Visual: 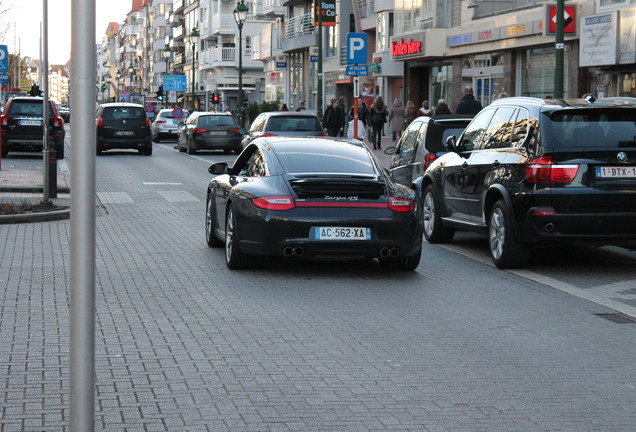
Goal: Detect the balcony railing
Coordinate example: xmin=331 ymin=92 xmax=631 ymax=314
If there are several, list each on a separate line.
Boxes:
xmin=284 ymin=13 xmax=315 ymax=39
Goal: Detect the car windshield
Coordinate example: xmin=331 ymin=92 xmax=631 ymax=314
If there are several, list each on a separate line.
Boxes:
xmin=199 ymin=116 xmax=236 ymax=127
xmin=266 ymin=116 xmax=321 ymax=132
xmin=546 ymin=109 xmax=636 ymax=147
xmin=103 ymin=108 xmax=146 ymax=120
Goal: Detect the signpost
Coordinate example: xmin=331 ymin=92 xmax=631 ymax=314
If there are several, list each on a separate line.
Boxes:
xmin=163 ymin=75 xmax=188 ymax=92
xmin=346 ymin=33 xmax=368 ymax=140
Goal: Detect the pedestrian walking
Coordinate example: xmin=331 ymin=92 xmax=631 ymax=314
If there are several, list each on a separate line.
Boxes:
xmin=388 ymin=98 xmax=405 ymax=142
xmin=295 ymin=101 xmax=306 ymax=111
xmin=418 ymin=100 xmax=432 ymax=117
xmin=434 ymin=98 xmax=452 ymax=115
xmin=369 ymin=96 xmax=388 ymax=150
xmin=455 ymin=86 xmax=483 ymax=114
xmin=323 ymin=98 xmax=341 ymax=137
xmin=337 ymin=97 xmax=347 ymax=137
xmin=404 ymin=100 xmax=419 ymax=126
xmin=279 ymin=103 xmax=289 ymax=111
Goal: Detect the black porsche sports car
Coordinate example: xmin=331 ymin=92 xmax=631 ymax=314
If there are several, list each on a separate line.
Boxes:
xmin=205 ymin=137 xmax=423 ymax=270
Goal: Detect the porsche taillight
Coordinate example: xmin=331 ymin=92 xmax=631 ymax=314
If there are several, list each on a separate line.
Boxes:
xmin=251 ymin=196 xmax=296 ymax=211
xmin=525 ymin=155 xmax=579 ymax=184
xmin=388 ymin=197 xmax=416 ymax=212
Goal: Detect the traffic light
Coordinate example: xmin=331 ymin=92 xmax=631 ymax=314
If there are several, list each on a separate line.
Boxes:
xmin=101 ymin=84 xmax=108 ymax=91
xmin=156 ymin=85 xmax=164 ymax=101
xmin=213 ymin=93 xmax=220 ymax=104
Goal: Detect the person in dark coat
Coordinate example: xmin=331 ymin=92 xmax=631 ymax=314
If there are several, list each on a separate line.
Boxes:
xmin=455 ymin=86 xmax=483 ymax=114
xmin=337 ymin=97 xmax=347 ymax=136
xmin=323 ymin=98 xmax=341 ymax=137
xmin=434 ymin=98 xmax=452 ymax=115
xmin=348 ymin=100 xmax=369 ymax=127
xmin=369 ymin=96 xmax=388 ymax=150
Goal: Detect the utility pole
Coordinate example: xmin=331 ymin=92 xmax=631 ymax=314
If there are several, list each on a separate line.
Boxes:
xmin=317 ymin=0 xmax=323 ymax=123
xmin=554 ymin=0 xmax=565 ymax=99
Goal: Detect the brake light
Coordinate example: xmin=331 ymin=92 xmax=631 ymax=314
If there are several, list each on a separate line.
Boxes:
xmin=423 ymin=152 xmax=437 ymax=171
xmin=55 ymin=117 xmax=63 ymax=128
xmin=251 ymin=196 xmax=295 ymax=211
xmin=145 ymin=118 xmax=151 ymax=127
xmin=192 ymin=127 xmax=207 ymax=134
xmin=97 ymin=117 xmax=104 ymax=127
xmin=229 ymin=127 xmax=241 ymax=134
xmin=1 ymin=114 xmax=7 ymax=126
xmin=261 ymin=133 xmax=278 ymax=137
xmin=388 ymin=197 xmax=416 ymax=212
xmin=155 ymin=119 xmax=167 ymax=124
xmin=525 ymin=155 xmax=579 ymax=183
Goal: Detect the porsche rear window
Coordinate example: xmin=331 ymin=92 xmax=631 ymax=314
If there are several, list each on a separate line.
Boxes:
xmin=546 ymin=109 xmax=636 ymax=148
xmin=277 ymin=150 xmax=376 ymax=175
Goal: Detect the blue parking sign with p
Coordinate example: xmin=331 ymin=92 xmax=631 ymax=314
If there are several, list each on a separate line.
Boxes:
xmin=347 ymin=33 xmax=367 ymax=65
xmin=0 ymin=45 xmax=8 ymax=72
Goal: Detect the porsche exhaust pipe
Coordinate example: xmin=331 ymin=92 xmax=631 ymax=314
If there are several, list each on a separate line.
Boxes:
xmin=389 ymin=247 xmax=400 ymax=257
xmin=379 ymin=247 xmax=391 ymax=258
xmin=282 ymin=246 xmax=305 ymax=257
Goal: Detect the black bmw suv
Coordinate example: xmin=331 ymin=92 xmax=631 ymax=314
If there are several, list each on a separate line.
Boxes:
xmin=0 ymin=96 xmax=65 ymax=159
xmin=414 ymin=96 xmax=636 ymax=269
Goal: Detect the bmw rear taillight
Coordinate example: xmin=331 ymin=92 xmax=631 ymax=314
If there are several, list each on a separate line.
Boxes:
xmin=155 ymin=119 xmax=167 ymax=124
xmin=229 ymin=127 xmax=241 ymax=134
xmin=388 ymin=197 xmax=416 ymax=212
xmin=193 ymin=127 xmax=207 ymax=134
xmin=423 ymin=152 xmax=437 ymax=171
xmin=525 ymin=155 xmax=579 ymax=183
xmin=145 ymin=118 xmax=151 ymax=127
xmin=251 ymin=196 xmax=295 ymax=211
xmin=97 ymin=117 xmax=104 ymax=127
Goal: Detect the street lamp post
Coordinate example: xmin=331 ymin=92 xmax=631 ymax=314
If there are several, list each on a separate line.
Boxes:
xmin=189 ymin=28 xmax=200 ymax=112
xmin=162 ymin=45 xmax=172 ymax=107
xmin=115 ymin=69 xmax=122 ymax=102
xmin=234 ymin=0 xmax=249 ymax=127
xmin=128 ymin=65 xmax=135 ymax=96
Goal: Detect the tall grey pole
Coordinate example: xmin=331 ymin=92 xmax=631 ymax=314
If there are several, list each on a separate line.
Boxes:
xmin=238 ymin=22 xmax=243 ymax=127
xmin=554 ymin=0 xmax=565 ymax=99
xmin=70 ymin=0 xmax=96 ymax=429
xmin=42 ymin=2 xmax=51 ymax=202
xmin=317 ymin=1 xmax=323 ymax=123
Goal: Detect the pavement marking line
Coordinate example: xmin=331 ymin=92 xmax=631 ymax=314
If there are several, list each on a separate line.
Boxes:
xmin=437 ymin=243 xmax=636 ymax=320
xmin=157 ymin=190 xmax=199 ymax=202
xmin=96 ymin=192 xmax=134 ymax=204
xmin=143 ymin=182 xmax=183 ymax=185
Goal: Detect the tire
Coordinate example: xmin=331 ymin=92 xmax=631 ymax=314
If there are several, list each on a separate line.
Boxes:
xmin=225 ymin=203 xmax=251 ymax=269
xmin=422 ymin=185 xmax=454 ymax=243
xmin=205 ymin=193 xmax=223 ymax=248
xmin=187 ymin=139 xmax=195 ymax=155
xmin=379 ymin=248 xmax=421 ymax=271
xmin=140 ymin=144 xmax=153 ymax=156
xmin=488 ymin=199 xmax=530 ymax=269
xmin=1 ymin=143 xmax=9 ymax=158
xmin=152 ymin=134 xmax=160 ymax=143
xmin=96 ymin=147 xmax=103 ymax=156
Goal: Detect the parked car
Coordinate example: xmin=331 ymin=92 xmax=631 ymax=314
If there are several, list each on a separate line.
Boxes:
xmin=95 ymin=103 xmax=153 ymax=155
xmin=58 ymin=106 xmax=71 ymax=123
xmin=414 ymin=96 xmax=636 ymax=269
xmin=177 ymin=111 xmax=243 ymax=154
xmin=205 ymin=137 xmax=423 ymax=270
xmin=385 ymin=115 xmax=473 ymax=187
xmin=241 ymin=111 xmax=325 ymax=148
xmin=151 ymin=108 xmax=190 ymax=142
xmin=0 ymin=96 xmax=65 ymax=159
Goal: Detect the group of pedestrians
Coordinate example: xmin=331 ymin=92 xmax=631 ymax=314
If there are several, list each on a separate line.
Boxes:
xmin=319 ymin=85 xmax=484 ymax=151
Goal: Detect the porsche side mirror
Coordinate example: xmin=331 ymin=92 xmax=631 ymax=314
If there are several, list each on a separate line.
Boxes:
xmin=208 ymin=162 xmax=229 ymax=176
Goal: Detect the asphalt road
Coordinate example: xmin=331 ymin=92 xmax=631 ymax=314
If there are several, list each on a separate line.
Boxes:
xmin=1 ymin=139 xmax=635 ymax=431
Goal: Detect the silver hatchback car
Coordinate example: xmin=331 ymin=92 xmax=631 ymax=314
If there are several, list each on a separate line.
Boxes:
xmin=151 ymin=108 xmax=190 ymax=142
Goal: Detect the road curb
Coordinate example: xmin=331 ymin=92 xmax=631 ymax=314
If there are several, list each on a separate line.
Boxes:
xmin=0 ymin=208 xmax=70 ymax=224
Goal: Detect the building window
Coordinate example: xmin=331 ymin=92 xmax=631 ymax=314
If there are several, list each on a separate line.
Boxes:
xmin=325 ymin=26 xmax=338 ymax=58
xmin=394 ymin=0 xmax=422 ymax=34
xmin=473 ymin=0 xmax=541 ymax=19
xmin=520 ymin=46 xmax=569 ymax=98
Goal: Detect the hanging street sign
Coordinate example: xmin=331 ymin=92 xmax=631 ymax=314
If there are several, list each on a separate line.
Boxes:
xmin=346 ymin=65 xmax=369 ymax=76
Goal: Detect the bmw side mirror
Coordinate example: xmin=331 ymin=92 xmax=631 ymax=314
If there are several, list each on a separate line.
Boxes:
xmin=383 ymin=146 xmax=396 ymax=155
xmin=208 ymin=162 xmax=229 ymax=176
xmin=445 ymin=135 xmax=457 ymax=152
